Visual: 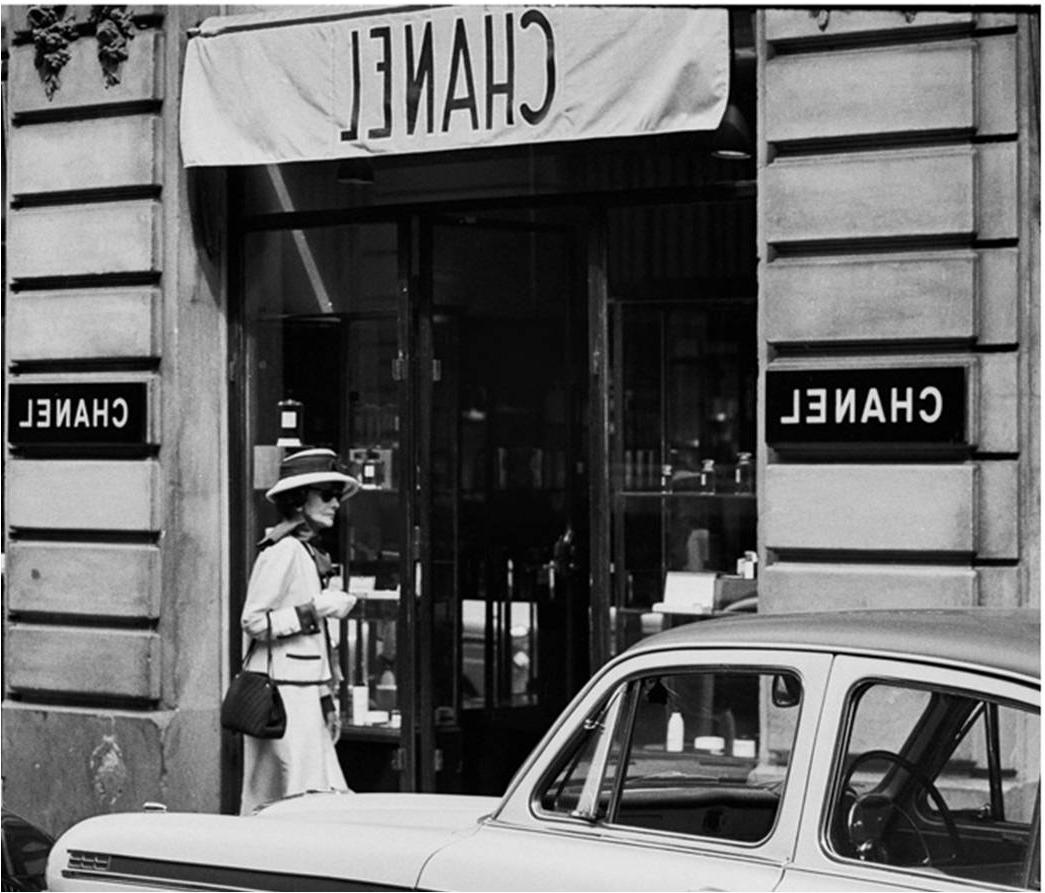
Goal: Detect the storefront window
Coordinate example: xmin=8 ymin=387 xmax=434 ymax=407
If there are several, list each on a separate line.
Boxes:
xmin=243 ymin=223 xmax=405 ymax=736
xmin=607 ymin=202 xmax=758 ymax=654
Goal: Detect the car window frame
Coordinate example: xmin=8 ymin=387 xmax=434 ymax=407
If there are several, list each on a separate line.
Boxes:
xmin=1025 ymin=791 xmax=1040 ymax=891
xmin=496 ymin=646 xmax=834 ymax=866
xmin=570 ymin=684 xmax=629 ymax=821
xmin=790 ymin=654 xmax=1040 ymax=891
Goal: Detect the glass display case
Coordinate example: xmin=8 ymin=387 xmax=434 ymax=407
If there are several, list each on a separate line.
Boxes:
xmin=609 ymin=298 xmax=757 ymax=655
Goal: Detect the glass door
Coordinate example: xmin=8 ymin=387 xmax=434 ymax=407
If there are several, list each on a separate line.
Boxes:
xmin=419 ymin=211 xmax=590 ymax=794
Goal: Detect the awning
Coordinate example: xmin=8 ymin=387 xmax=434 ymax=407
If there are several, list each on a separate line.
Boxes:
xmin=180 ymin=5 xmax=729 ymax=167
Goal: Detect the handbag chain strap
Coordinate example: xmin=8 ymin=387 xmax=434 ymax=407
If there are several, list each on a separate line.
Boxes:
xmin=241 ymin=610 xmax=275 ymax=676
xmin=265 ymin=610 xmax=274 ymax=677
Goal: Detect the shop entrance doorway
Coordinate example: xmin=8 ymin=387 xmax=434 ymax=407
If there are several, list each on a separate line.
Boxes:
xmin=417 ymin=213 xmax=590 ymax=793
xmin=233 ymin=208 xmax=590 ymax=799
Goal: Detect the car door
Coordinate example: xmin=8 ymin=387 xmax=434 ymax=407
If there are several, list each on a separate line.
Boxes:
xmin=779 ymin=656 xmax=1040 ymax=892
xmin=419 ymin=648 xmax=832 ymax=891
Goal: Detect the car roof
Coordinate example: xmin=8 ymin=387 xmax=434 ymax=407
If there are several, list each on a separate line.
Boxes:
xmin=628 ymin=609 xmax=1040 ymax=682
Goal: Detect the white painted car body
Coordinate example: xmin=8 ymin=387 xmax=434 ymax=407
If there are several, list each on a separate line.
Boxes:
xmin=48 ymin=794 xmax=498 ymax=890
xmin=47 ymin=610 xmax=1040 ymax=891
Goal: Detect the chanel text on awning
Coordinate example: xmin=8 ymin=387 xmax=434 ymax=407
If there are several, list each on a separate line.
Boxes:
xmin=339 ymin=11 xmax=555 ymax=141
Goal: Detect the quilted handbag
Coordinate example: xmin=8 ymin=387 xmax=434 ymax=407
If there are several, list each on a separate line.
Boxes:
xmin=221 ymin=613 xmax=286 ymax=739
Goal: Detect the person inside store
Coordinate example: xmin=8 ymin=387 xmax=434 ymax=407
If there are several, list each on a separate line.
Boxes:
xmin=239 ymin=447 xmax=361 ymax=814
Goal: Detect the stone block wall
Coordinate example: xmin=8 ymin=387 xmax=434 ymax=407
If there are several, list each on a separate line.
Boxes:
xmin=2 ymin=5 xmax=227 ymax=835
xmin=756 ymin=10 xmax=1039 ymax=611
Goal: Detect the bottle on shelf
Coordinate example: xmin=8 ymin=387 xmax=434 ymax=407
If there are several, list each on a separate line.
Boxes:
xmin=697 ymin=459 xmax=716 ymax=494
xmin=660 ymin=461 xmax=673 ymax=491
xmin=734 ymin=452 xmax=754 ymax=494
xmin=666 ymin=711 xmax=684 ymax=753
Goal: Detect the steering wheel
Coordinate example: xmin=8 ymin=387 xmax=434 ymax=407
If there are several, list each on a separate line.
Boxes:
xmin=843 ymin=749 xmax=964 ymax=867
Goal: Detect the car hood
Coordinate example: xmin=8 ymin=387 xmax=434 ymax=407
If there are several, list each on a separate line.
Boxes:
xmin=47 ymin=792 xmax=501 ymax=891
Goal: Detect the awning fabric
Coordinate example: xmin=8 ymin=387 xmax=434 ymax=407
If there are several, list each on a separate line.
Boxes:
xmin=180 ymin=5 xmax=729 ymax=167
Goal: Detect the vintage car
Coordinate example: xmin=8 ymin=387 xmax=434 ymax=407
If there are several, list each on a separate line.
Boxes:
xmin=48 ymin=609 xmax=1039 ymax=891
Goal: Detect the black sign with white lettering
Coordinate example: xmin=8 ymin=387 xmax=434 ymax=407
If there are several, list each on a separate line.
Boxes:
xmin=7 ymin=382 xmax=148 ymax=446
xmin=766 ymin=367 xmax=966 ymax=445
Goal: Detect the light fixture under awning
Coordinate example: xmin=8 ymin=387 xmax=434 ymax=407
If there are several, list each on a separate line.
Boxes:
xmin=179 ymin=5 xmax=729 ymax=168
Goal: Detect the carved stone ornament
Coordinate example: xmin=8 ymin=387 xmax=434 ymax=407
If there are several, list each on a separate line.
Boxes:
xmin=26 ymin=5 xmax=78 ymax=100
xmin=89 ymin=6 xmax=136 ymax=88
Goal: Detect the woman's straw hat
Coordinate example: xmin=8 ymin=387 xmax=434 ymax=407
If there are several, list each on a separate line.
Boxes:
xmin=265 ymin=448 xmax=361 ymax=503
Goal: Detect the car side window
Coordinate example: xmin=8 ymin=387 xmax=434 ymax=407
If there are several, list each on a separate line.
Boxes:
xmin=827 ymin=681 xmax=1040 ymax=889
xmin=538 ymin=668 xmax=802 ymax=845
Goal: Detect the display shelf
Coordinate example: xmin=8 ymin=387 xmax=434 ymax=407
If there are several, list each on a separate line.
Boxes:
xmin=618 ymin=490 xmax=757 ymax=499
xmin=339 ymin=724 xmax=400 ymax=743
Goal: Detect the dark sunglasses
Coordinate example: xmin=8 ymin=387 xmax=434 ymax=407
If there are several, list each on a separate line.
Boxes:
xmin=312 ymin=487 xmax=342 ymax=503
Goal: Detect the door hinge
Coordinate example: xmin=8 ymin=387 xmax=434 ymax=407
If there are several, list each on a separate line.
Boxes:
xmin=391 ymin=747 xmax=405 ymax=771
xmin=392 ymin=352 xmax=407 ymax=382
xmin=432 ymin=358 xmax=442 ymax=382
xmin=434 ymin=748 xmax=444 ymax=772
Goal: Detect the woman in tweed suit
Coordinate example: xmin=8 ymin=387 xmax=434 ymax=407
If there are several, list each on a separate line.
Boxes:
xmin=239 ymin=448 xmax=360 ymax=814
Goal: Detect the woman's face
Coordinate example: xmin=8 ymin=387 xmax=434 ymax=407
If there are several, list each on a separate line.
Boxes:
xmin=301 ymin=486 xmax=342 ymax=531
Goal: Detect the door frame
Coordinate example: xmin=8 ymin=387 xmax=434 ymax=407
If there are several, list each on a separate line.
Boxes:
xmin=586 ymin=207 xmax=613 ymax=672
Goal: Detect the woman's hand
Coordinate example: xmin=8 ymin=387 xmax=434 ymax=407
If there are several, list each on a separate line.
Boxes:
xmin=313 ymin=589 xmax=357 ymax=619
xmin=325 ymin=706 xmax=342 ymax=742
xmin=321 ymin=694 xmax=341 ymax=742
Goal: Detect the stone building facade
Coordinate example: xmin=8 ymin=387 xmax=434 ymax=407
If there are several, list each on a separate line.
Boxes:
xmin=2 ymin=6 xmax=1038 ymax=834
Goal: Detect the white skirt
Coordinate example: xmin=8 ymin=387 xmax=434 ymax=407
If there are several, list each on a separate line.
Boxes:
xmin=240 ymin=684 xmax=349 ymax=815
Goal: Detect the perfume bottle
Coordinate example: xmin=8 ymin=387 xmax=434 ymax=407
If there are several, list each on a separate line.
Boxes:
xmin=697 ymin=459 xmax=716 ymax=494
xmin=734 ymin=452 xmax=754 ymax=494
